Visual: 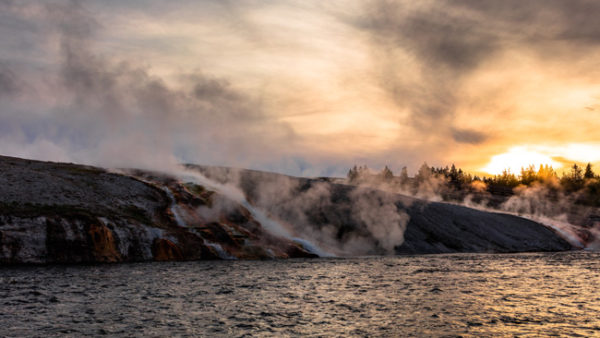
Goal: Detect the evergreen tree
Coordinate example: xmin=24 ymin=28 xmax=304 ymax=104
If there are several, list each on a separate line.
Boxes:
xmin=347 ymin=165 xmax=358 ymax=182
xmin=570 ymin=163 xmax=583 ymax=181
xmin=561 ymin=163 xmax=584 ymax=192
xmin=495 ymin=169 xmax=519 ymax=187
xmin=520 ymin=165 xmax=536 ymax=186
xmin=584 ymin=163 xmax=595 ymax=179
xmin=449 ymin=164 xmax=458 ymax=182
xmin=380 ymin=165 xmax=394 ymax=181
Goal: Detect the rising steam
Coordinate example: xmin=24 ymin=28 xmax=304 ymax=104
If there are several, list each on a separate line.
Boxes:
xmin=185 ymin=167 xmax=412 ymax=256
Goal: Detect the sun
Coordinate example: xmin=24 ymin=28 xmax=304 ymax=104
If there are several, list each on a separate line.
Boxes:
xmin=481 ymin=146 xmax=562 ymax=176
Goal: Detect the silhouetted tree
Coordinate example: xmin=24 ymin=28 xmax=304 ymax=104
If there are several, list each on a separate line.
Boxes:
xmin=584 ymin=163 xmax=595 ymax=179
xmin=449 ymin=164 xmax=458 ymax=182
xmin=347 ymin=165 xmax=358 ymax=182
xmin=520 ymin=165 xmax=537 ymax=186
xmin=561 ymin=163 xmax=584 ymax=192
xmin=345 ymin=160 xmax=599 ymax=205
xmin=380 ymin=165 xmax=394 ymax=181
xmin=495 ymin=169 xmax=519 ymax=188
xmin=571 ymin=163 xmax=583 ymax=181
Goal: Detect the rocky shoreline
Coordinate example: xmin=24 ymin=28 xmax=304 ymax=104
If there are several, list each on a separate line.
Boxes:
xmin=0 ymin=156 xmax=573 ymax=265
xmin=0 ymin=156 xmax=316 ymax=264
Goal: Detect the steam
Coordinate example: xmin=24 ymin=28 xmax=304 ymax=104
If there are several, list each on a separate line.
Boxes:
xmin=174 ymin=168 xmax=333 ymax=257
xmin=501 ymin=183 xmax=569 ymax=219
xmin=0 ymin=1 xmax=297 ymax=172
xmin=135 ymin=174 xmax=238 ymax=259
xmin=496 ymin=183 xmax=590 ymax=248
xmin=347 ymin=165 xmax=600 ymax=249
xmin=349 ymin=187 xmax=409 ymax=253
xmin=486 ymin=191 xmax=591 ymax=249
xmin=189 ymin=167 xmax=412 ymax=256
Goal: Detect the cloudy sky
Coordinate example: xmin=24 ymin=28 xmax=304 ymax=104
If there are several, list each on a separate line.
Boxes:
xmin=2 ymin=0 xmax=600 ymax=176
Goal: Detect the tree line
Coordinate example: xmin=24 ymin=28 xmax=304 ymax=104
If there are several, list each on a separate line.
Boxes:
xmin=347 ymin=162 xmax=600 ymax=206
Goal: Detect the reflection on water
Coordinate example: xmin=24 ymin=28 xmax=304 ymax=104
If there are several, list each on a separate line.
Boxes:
xmin=1 ymin=252 xmax=600 ymax=336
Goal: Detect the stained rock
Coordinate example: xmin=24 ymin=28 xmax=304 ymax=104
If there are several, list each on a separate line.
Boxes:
xmin=88 ymin=223 xmax=121 ymax=263
xmin=152 ymin=238 xmax=183 ymax=261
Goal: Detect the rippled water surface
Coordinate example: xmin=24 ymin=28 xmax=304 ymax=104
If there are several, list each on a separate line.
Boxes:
xmin=2 ymin=252 xmax=600 ymax=336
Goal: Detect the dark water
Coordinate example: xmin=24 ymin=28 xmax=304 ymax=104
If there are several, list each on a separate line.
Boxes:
xmin=1 ymin=252 xmax=600 ymax=337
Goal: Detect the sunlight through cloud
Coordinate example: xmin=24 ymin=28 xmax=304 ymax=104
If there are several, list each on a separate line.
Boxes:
xmin=482 ymin=146 xmax=562 ymax=175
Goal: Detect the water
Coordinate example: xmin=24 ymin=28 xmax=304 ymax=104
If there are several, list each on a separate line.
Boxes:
xmin=1 ymin=252 xmax=600 ymax=337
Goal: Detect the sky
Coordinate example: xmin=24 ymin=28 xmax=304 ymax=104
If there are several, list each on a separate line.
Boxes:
xmin=1 ymin=0 xmax=600 ymax=177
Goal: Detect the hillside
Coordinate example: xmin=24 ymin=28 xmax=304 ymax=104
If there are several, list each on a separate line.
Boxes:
xmin=0 ymin=156 xmax=573 ymax=264
xmin=192 ymin=165 xmax=573 ymax=255
xmin=0 ymin=156 xmax=316 ymax=264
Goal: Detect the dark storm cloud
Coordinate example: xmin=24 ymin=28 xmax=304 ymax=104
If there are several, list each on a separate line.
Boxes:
xmin=361 ymin=0 xmax=600 ymax=69
xmin=452 ymin=0 xmax=600 ymax=43
xmin=451 ymin=128 xmax=487 ymax=145
xmin=47 ymin=1 xmax=265 ymax=122
xmin=192 ymin=76 xmax=244 ymax=106
xmin=2 ymin=0 xmax=599 ymax=175
xmin=352 ymin=1 xmax=499 ymax=136
xmin=0 ymin=64 xmax=18 ymax=96
xmin=353 ymin=0 xmax=600 ymax=141
xmin=395 ymin=12 xmax=496 ymax=71
xmin=0 ymin=1 xmax=295 ymax=170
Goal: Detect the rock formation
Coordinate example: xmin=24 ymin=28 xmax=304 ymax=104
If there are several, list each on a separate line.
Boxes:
xmin=0 ymin=156 xmax=316 ymax=264
xmin=0 ymin=156 xmax=574 ymax=264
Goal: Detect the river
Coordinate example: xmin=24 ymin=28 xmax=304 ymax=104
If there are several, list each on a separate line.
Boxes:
xmin=2 ymin=251 xmax=599 ymax=336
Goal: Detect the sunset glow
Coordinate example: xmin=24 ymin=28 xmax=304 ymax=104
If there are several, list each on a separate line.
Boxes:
xmin=481 ymin=147 xmax=562 ymax=176
xmin=2 ymin=1 xmax=600 ymax=176
xmin=480 ymin=144 xmax=600 ymax=176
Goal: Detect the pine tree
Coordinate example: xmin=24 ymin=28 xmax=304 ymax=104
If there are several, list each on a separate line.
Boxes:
xmin=570 ymin=163 xmax=583 ymax=181
xmin=380 ymin=165 xmax=394 ymax=181
xmin=520 ymin=165 xmax=536 ymax=185
xmin=347 ymin=165 xmax=358 ymax=182
xmin=449 ymin=164 xmax=458 ymax=182
xmin=562 ymin=163 xmax=585 ymax=192
xmin=584 ymin=163 xmax=595 ymax=179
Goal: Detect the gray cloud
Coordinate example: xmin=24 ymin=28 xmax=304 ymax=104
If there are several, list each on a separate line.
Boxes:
xmin=2 ymin=0 xmax=600 ymax=176
xmin=352 ymin=0 xmax=600 ymax=146
xmin=354 ymin=1 xmax=500 ymax=132
xmin=0 ymin=64 xmax=18 ymax=96
xmin=0 ymin=1 xmax=297 ymax=171
xmin=395 ymin=12 xmax=497 ymax=71
xmin=451 ymin=128 xmax=488 ymax=145
xmin=452 ymin=0 xmax=600 ymax=42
